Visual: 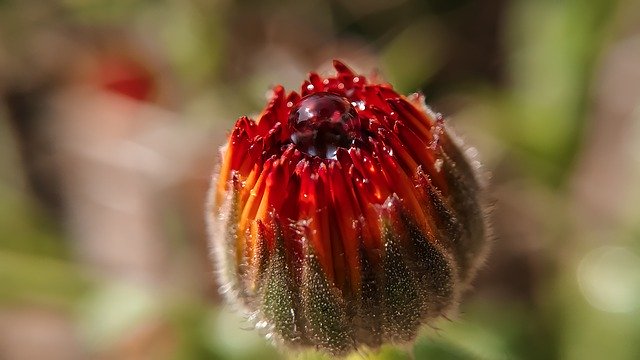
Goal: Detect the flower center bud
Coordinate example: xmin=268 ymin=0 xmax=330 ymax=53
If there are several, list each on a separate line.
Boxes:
xmin=288 ymin=92 xmax=357 ymax=159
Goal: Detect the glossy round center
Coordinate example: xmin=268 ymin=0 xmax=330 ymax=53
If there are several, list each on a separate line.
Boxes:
xmin=288 ymin=92 xmax=357 ymax=159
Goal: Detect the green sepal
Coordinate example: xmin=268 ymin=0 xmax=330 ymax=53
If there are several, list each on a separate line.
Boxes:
xmin=260 ymin=222 xmax=302 ymax=345
xmin=380 ymin=218 xmax=422 ymax=343
xmin=300 ymin=244 xmax=353 ymax=355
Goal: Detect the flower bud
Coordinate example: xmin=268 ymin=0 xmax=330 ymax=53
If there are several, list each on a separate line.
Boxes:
xmin=207 ymin=61 xmax=488 ymax=356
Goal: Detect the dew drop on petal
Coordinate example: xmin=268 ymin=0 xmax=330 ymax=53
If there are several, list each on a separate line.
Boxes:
xmin=288 ymin=92 xmax=358 ymax=159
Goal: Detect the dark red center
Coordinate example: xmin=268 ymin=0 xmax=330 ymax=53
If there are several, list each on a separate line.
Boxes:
xmin=288 ymin=92 xmax=358 ymax=159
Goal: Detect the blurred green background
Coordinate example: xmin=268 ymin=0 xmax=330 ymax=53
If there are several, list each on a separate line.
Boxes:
xmin=2 ymin=0 xmax=640 ymax=359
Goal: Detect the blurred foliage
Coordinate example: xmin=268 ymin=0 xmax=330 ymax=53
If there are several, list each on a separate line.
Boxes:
xmin=2 ymin=0 xmax=640 ymax=359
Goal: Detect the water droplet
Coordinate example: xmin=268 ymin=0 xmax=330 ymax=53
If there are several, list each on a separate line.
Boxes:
xmin=288 ymin=92 xmax=357 ymax=159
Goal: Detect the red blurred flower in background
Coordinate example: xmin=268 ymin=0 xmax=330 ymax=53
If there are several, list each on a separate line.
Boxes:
xmin=208 ymin=61 xmax=488 ymax=356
